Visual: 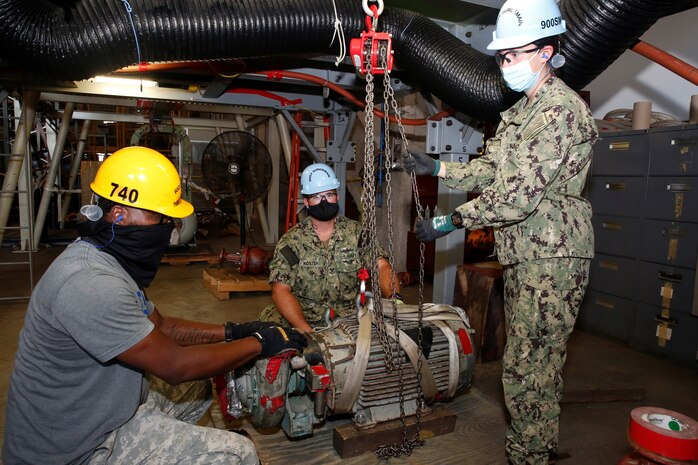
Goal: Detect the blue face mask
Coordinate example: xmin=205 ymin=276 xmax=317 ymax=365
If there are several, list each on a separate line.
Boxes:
xmin=501 ymin=49 xmax=543 ymax=92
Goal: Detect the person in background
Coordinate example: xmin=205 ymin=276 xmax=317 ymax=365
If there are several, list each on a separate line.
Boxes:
xmin=259 ymin=163 xmax=401 ymax=332
xmin=3 ymin=146 xmax=306 ymax=465
xmin=403 ymin=0 xmax=598 ymax=463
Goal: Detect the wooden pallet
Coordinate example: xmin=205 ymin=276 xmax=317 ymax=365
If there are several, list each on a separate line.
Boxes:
xmin=203 ymin=267 xmax=271 ymax=300
xmin=161 ymin=245 xmax=220 ymax=266
xmin=161 ymin=253 xmax=220 ymax=266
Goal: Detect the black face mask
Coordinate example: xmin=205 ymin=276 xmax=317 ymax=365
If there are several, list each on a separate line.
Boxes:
xmin=76 ymin=219 xmax=175 ymax=288
xmin=306 ymin=199 xmax=339 ymax=221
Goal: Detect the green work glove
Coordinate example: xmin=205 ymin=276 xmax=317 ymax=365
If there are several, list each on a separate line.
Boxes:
xmin=415 ymin=213 xmax=463 ymax=242
xmin=402 ymin=149 xmax=440 ymax=176
xmin=252 ymin=326 xmax=308 ymax=357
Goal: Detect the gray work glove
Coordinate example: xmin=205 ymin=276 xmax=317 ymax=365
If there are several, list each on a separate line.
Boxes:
xmin=252 ymin=326 xmax=307 ymax=357
xmin=415 ymin=213 xmax=462 ymax=242
xmin=402 ymin=149 xmax=440 ymax=176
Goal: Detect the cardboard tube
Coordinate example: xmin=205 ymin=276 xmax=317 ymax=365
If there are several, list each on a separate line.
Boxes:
xmin=632 ymin=101 xmax=652 ymax=130
xmin=689 ymin=95 xmax=698 ymax=124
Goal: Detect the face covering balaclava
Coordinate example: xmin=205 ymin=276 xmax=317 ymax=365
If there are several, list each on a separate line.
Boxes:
xmin=501 ymin=49 xmax=545 ymax=93
xmin=77 ymin=219 xmax=175 ymax=288
xmin=306 ymin=199 xmax=340 ymax=221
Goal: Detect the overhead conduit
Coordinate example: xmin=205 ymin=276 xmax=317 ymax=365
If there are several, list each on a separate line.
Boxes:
xmin=0 ymin=0 xmax=696 ymax=121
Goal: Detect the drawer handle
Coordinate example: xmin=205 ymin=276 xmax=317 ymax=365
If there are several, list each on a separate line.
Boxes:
xmin=594 ymin=298 xmax=615 ymax=310
xmin=609 ymin=142 xmax=630 ymax=151
xmin=671 ymin=138 xmax=697 ymax=147
xmin=605 ymin=183 xmax=626 ymax=191
xmin=666 ymin=183 xmax=693 ymax=192
xmin=658 ymin=271 xmax=682 ymax=283
xmin=654 ymin=314 xmax=677 ymax=326
xmin=602 ymin=221 xmax=623 ymax=231
xmin=599 ymin=260 xmax=619 ymax=271
xmin=661 ymin=227 xmax=684 ymax=238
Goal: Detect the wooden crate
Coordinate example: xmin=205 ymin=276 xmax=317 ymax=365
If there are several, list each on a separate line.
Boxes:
xmin=203 ymin=267 xmax=271 ymax=300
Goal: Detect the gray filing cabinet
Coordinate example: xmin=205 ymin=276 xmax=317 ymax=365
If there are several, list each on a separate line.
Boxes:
xmin=577 ymin=124 xmax=698 ymax=365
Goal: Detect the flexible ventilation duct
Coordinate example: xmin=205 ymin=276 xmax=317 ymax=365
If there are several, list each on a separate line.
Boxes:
xmin=0 ymin=0 xmax=695 ymax=121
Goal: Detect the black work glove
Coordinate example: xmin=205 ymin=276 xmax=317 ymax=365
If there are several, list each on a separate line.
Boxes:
xmin=225 ymin=321 xmax=274 ymax=341
xmin=415 ymin=214 xmax=460 ymax=242
xmin=402 ymin=149 xmax=439 ymax=176
xmin=252 ymin=326 xmax=308 ymax=357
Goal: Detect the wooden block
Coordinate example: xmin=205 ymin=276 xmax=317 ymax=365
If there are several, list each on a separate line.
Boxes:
xmin=203 ymin=268 xmax=271 ymax=300
xmin=332 ymin=405 xmax=457 ymax=459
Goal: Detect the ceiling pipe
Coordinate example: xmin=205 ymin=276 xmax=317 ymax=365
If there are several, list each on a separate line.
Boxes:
xmin=630 ymin=40 xmax=698 ymax=85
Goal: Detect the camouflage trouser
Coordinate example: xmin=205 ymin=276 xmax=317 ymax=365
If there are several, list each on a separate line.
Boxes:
xmin=88 ymin=375 xmax=258 ymax=465
xmin=502 ymin=258 xmax=589 ymax=465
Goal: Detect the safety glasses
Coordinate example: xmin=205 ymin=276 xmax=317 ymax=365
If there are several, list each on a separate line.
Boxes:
xmin=494 ymin=47 xmax=540 ymax=66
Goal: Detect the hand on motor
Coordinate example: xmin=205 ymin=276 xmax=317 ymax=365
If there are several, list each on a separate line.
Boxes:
xmin=415 ymin=215 xmax=459 ymax=242
xmin=228 ymin=321 xmax=275 ymax=340
xmin=402 ymin=149 xmax=439 ymax=176
xmin=252 ymin=326 xmax=308 ymax=357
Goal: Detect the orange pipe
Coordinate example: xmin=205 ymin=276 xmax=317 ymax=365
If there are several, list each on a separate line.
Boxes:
xmin=631 ymin=40 xmax=698 ymax=86
xmin=117 ymin=62 xmax=454 ymax=125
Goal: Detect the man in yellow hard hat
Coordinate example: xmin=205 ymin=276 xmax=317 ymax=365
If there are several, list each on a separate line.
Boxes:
xmin=3 ymin=146 xmax=306 ymax=465
xmin=403 ymin=0 xmax=598 ymax=463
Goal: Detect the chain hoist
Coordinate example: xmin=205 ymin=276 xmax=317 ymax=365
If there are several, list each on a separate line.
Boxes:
xmin=354 ymin=0 xmax=426 ymax=458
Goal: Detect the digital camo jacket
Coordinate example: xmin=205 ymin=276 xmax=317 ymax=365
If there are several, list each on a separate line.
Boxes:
xmin=442 ymin=76 xmax=598 ymax=265
xmin=261 ymin=215 xmax=386 ymax=324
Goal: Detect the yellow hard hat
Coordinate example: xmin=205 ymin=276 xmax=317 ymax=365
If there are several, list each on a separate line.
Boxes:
xmin=90 ymin=146 xmax=194 ymax=218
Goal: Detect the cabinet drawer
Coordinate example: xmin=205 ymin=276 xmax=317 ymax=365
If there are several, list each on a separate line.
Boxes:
xmin=592 ymin=133 xmax=649 ymax=176
xmin=649 ymin=127 xmax=698 ymax=176
xmin=592 ymin=215 xmax=641 ymax=257
xmin=588 ymin=254 xmax=637 ymax=299
xmin=588 ymin=177 xmax=645 ymax=217
xmin=639 ymin=219 xmax=698 ymax=268
xmin=577 ymin=290 xmax=635 ymax=343
xmin=645 ymin=176 xmax=698 ymax=223
xmin=632 ymin=302 xmax=698 ymax=365
xmin=635 ymin=262 xmax=695 ymax=315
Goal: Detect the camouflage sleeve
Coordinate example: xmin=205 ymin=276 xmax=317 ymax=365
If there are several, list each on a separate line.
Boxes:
xmin=441 ymin=142 xmax=499 ymax=193
xmin=268 ymin=233 xmax=296 ymax=286
xmin=454 ymin=103 xmax=579 ymax=229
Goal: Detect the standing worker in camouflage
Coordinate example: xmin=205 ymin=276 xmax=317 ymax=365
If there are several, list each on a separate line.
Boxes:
xmin=260 ymin=163 xmax=401 ymax=332
xmin=3 ymin=147 xmax=306 ymax=465
xmin=403 ymin=0 xmax=597 ymax=463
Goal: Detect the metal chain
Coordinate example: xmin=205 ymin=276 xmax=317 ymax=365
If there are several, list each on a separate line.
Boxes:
xmin=373 ymin=43 xmax=425 ymax=460
xmin=359 ymin=36 xmax=396 ymax=372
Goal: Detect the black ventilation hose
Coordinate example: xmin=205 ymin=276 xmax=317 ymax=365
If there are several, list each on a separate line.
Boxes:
xmin=0 ymin=0 xmax=695 ymax=121
xmin=558 ymin=0 xmax=698 ymax=89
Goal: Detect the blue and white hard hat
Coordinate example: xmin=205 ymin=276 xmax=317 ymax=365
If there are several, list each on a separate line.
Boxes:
xmin=300 ymin=163 xmax=340 ymax=196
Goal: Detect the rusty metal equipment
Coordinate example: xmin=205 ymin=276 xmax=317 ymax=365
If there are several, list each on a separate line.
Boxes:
xmin=219 ymin=245 xmax=271 ymax=275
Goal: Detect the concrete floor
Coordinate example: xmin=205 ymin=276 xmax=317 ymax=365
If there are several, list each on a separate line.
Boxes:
xmin=1 ymin=234 xmax=697 ymax=464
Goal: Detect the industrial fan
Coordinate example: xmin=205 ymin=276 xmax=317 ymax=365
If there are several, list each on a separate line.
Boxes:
xmin=201 ymin=130 xmax=273 ymax=267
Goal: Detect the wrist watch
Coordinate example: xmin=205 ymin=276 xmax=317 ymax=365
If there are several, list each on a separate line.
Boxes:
xmin=450 ymin=211 xmax=465 ymax=229
xmin=224 ymin=321 xmax=235 ymax=342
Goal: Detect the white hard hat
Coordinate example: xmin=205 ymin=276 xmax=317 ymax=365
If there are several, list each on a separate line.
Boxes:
xmin=300 ymin=163 xmax=340 ymax=195
xmin=487 ymin=0 xmax=567 ymax=51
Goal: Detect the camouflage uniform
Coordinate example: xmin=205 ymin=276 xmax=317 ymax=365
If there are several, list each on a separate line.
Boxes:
xmin=441 ymin=77 xmax=597 ymax=464
xmin=259 ymin=215 xmax=385 ymax=326
xmin=88 ymin=375 xmax=258 ymax=465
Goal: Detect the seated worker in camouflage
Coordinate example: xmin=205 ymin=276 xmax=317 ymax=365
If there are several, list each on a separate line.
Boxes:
xmin=403 ymin=1 xmax=597 ymax=464
xmin=259 ymin=163 xmax=401 ymax=332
